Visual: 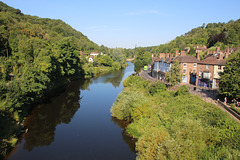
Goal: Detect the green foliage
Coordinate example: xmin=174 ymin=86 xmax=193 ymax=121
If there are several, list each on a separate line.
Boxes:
xmin=110 ymin=89 xmax=149 ymax=121
xmin=111 ymin=75 xmax=240 ymax=159
xmin=97 ymin=55 xmax=113 ymax=67
xmin=110 ymin=48 xmax=126 ymax=68
xmin=143 ymin=19 xmax=240 ymax=54
xmin=0 ymin=2 xmax=123 ymax=157
xmin=175 ymin=85 xmax=190 ymax=96
xmin=149 ymin=81 xmax=167 ymax=95
xmin=133 ymin=48 xmax=151 ymax=73
xmin=133 ymin=60 xmax=142 ymax=73
xmin=122 ymin=75 xmax=150 ymax=89
xmin=219 ymin=51 xmax=240 ymax=99
xmin=165 ymin=59 xmax=182 ymax=85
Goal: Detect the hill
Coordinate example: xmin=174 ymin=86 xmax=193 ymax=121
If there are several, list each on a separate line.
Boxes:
xmin=145 ymin=19 xmax=240 ymax=54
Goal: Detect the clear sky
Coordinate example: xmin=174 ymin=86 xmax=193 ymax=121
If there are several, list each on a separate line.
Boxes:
xmin=1 ymin=0 xmax=240 ymax=48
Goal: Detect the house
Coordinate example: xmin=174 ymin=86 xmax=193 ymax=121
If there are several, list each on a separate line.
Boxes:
xmin=90 ymin=52 xmax=99 ymax=57
xmin=173 ymin=55 xmax=199 ymax=84
xmin=88 ymin=57 xmax=94 ymax=63
xmin=197 ymin=53 xmax=226 ymax=88
xmin=152 ymin=56 xmax=172 ymax=80
xmin=195 ymin=45 xmax=208 ymax=53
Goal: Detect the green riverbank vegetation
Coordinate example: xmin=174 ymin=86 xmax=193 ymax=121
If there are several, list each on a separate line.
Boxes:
xmin=111 ymin=75 xmax=240 ymax=160
xmin=0 ymin=2 xmax=126 ymax=158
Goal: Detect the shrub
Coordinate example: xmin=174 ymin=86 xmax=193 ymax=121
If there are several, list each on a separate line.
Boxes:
xmin=123 ymin=75 xmax=150 ymax=89
xmin=175 ymin=85 xmax=190 ymax=96
xmin=149 ymin=81 xmax=167 ymax=95
xmin=111 ymin=89 xmax=149 ymax=121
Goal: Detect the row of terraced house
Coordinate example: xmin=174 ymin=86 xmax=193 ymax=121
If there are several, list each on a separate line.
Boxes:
xmin=151 ymin=47 xmax=238 ymax=89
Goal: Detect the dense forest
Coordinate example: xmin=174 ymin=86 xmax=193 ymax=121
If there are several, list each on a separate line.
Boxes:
xmin=144 ymin=19 xmax=240 ymax=54
xmin=0 ymin=2 xmax=127 ymax=158
xmin=111 ymin=76 xmax=240 ymax=159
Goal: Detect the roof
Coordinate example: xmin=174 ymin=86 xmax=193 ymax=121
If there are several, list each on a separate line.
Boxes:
xmin=199 ymin=56 xmax=226 ymax=66
xmin=173 ymin=56 xmax=199 ymax=63
xmin=90 ymin=52 xmax=99 ymax=55
xmin=154 ymin=57 xmax=173 ymax=63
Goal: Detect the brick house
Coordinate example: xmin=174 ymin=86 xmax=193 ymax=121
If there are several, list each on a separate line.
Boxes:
xmin=197 ymin=53 xmax=226 ymax=88
xmin=173 ymin=55 xmax=199 ymax=84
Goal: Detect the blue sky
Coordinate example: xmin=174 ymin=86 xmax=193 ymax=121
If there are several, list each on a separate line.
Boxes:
xmin=1 ymin=0 xmax=240 ymax=48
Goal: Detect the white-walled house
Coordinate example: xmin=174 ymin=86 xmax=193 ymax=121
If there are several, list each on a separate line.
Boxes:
xmin=88 ymin=57 xmax=93 ymax=63
xmin=152 ymin=57 xmax=172 ymax=80
xmin=90 ymin=52 xmax=99 ymax=57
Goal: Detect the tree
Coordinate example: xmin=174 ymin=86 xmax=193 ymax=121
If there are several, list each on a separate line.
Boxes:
xmin=110 ymin=48 xmax=125 ymax=68
xmin=165 ymin=59 xmax=182 ymax=85
xmin=134 ymin=48 xmax=151 ymax=73
xmin=219 ymin=51 xmax=240 ymax=99
xmin=134 ymin=59 xmax=142 ymax=73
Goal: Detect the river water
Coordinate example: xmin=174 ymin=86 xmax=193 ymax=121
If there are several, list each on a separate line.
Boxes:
xmin=7 ymin=62 xmax=136 ymax=160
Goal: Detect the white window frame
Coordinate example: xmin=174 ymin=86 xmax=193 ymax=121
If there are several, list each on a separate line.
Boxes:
xmin=206 ymin=65 xmax=210 ymax=70
xmin=183 ymin=69 xmax=187 ymax=74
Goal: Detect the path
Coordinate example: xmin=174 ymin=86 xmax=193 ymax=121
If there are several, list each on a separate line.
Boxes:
xmin=139 ymin=70 xmax=240 ymax=122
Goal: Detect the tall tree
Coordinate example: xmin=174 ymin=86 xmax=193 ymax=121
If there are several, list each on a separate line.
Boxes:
xmin=110 ymin=48 xmax=125 ymax=68
xmin=165 ymin=59 xmax=182 ymax=85
xmin=219 ymin=51 xmax=240 ymax=99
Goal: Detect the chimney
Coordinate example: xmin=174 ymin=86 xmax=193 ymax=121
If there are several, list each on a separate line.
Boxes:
xmin=225 ymin=47 xmax=229 ymax=59
xmin=196 ymin=51 xmax=200 ymax=61
xmin=175 ymin=50 xmax=179 ymax=57
xmin=159 ymin=53 xmax=165 ymax=58
xmin=219 ymin=52 xmax=223 ymax=59
xmin=166 ymin=53 xmax=170 ymax=58
xmin=180 ymin=51 xmax=186 ymax=56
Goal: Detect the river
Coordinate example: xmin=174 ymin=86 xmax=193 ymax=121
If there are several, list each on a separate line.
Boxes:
xmin=7 ymin=62 xmax=136 ymax=160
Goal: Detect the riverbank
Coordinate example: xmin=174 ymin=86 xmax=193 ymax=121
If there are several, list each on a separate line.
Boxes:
xmin=6 ymin=62 xmax=136 ymax=160
xmin=0 ymin=64 xmax=127 ymax=159
xmin=111 ymin=75 xmax=240 ymax=159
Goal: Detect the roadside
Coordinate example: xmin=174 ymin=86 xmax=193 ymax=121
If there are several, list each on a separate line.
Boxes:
xmin=139 ymin=70 xmax=240 ymax=123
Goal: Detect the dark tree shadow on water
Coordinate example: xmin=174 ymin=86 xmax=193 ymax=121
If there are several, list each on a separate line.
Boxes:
xmin=22 ymin=80 xmax=84 ymax=151
xmin=111 ymin=117 xmax=137 ymax=153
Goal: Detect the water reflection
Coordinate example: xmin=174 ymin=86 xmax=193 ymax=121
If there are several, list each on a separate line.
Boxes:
xmin=104 ymin=70 xmax=125 ymax=88
xmin=8 ymin=62 xmax=136 ymax=160
xmin=23 ymin=80 xmax=83 ymax=151
xmin=111 ymin=117 xmax=137 ymax=153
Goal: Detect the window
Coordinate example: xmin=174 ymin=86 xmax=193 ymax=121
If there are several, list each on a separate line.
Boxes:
xmin=199 ymin=71 xmax=202 ymax=77
xmin=206 ymin=65 xmax=210 ymax=70
xmin=218 ymin=65 xmax=221 ymax=70
xmin=193 ymin=69 xmax=196 ymax=74
xmin=203 ymin=72 xmax=210 ymax=79
xmin=183 ymin=63 xmax=187 ymax=67
xmin=183 ymin=69 xmax=187 ymax=74
xmin=194 ymin=63 xmax=197 ymax=67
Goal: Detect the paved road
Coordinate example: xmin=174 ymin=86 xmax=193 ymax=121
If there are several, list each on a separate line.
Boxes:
xmin=139 ymin=70 xmax=156 ymax=82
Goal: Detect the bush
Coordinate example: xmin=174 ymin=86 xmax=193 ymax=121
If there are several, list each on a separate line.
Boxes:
xmin=111 ymin=89 xmax=149 ymax=121
xmin=149 ymin=81 xmax=167 ymax=95
xmin=123 ymin=75 xmax=150 ymax=89
xmin=176 ymin=85 xmax=190 ymax=96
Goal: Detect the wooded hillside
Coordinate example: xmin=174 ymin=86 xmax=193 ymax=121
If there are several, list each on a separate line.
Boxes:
xmin=145 ymin=19 xmax=240 ymax=54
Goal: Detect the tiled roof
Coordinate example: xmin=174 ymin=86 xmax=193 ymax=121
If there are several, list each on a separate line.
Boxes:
xmin=199 ymin=56 xmax=226 ymax=66
xmin=173 ymin=56 xmax=199 ymax=63
xmin=154 ymin=57 xmax=173 ymax=63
